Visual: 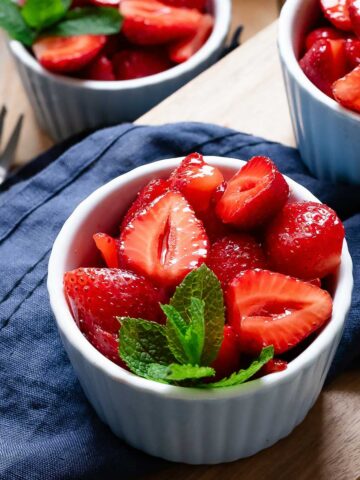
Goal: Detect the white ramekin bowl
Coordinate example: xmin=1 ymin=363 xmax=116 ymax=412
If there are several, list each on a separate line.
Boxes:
xmin=278 ymin=0 xmax=360 ymax=184
xmin=48 ymin=156 xmax=353 ymax=464
xmin=9 ymin=0 xmax=231 ymax=142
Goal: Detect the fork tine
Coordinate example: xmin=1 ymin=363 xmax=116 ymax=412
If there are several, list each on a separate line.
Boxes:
xmin=0 ymin=114 xmax=24 ymax=173
xmin=0 ymin=106 xmax=7 ymax=146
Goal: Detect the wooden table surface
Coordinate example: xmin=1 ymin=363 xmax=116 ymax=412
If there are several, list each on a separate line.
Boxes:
xmin=0 ymin=1 xmax=359 ymax=479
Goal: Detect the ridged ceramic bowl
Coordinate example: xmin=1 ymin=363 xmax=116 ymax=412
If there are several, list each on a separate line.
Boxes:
xmin=47 ymin=156 xmax=353 ymax=464
xmin=278 ymin=0 xmax=360 ymax=184
xmin=9 ymin=0 xmax=231 ymax=142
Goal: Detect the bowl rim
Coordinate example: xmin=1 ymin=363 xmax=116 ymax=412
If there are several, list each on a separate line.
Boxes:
xmin=47 ymin=156 xmax=353 ymax=401
xmin=278 ymin=0 xmax=360 ymax=123
xmin=9 ymin=0 xmax=231 ymax=91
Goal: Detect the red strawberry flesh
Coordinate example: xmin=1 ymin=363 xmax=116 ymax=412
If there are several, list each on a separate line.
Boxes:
xmin=320 ymin=0 xmax=352 ymax=30
xmin=333 ymin=64 xmax=360 ymax=112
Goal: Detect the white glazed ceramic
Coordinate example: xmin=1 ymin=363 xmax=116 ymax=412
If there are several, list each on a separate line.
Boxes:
xmin=48 ymin=156 xmax=353 ymax=464
xmin=278 ymin=0 xmax=360 ymax=184
xmin=9 ymin=0 xmax=231 ymax=142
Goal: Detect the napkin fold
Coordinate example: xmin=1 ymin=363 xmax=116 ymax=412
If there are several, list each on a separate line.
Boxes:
xmin=0 ymin=123 xmax=358 ymax=480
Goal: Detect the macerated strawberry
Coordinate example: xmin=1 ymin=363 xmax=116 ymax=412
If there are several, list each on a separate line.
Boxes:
xmin=90 ymin=0 xmax=119 ymax=5
xmin=305 ymin=27 xmax=344 ymax=50
xmin=120 ymin=178 xmax=169 ymax=230
xmin=64 ymin=268 xmax=165 ymax=334
xmin=333 ymin=64 xmax=360 ymax=112
xmin=93 ymin=233 xmax=119 ymax=268
xmin=119 ymin=191 xmax=209 ymax=288
xmin=320 ymin=0 xmax=352 ymax=30
xmin=113 ymin=48 xmax=172 ymax=80
xmin=169 ymin=153 xmax=224 ymax=213
xmin=161 ymin=0 xmax=208 ymax=11
xmin=86 ymin=325 xmax=126 ymax=367
xmin=120 ymin=0 xmax=202 ymax=45
xmin=299 ymin=38 xmax=347 ymax=97
xmin=349 ymin=0 xmax=360 ymax=37
xmin=259 ymin=358 xmax=288 ymax=376
xmin=206 ymin=234 xmax=267 ymax=290
xmin=169 ymin=13 xmax=213 ymax=63
xmin=82 ymin=55 xmax=115 ymax=81
xmin=265 ymin=202 xmax=345 ymax=280
xmin=227 ymin=270 xmax=333 ymax=355
xmin=197 ymin=208 xmax=232 ymax=242
xmin=33 ymin=35 xmax=106 ymax=73
xmin=345 ymin=38 xmax=360 ymax=69
xmin=211 ymin=325 xmax=241 ymax=380
xmin=215 ymin=156 xmax=289 ymax=230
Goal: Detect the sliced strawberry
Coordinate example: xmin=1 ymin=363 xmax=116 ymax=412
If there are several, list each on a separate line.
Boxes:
xmin=211 ymin=325 xmax=241 ymax=380
xmin=333 ymin=64 xmax=360 ymax=112
xmin=120 ymin=0 xmax=202 ymax=45
xmin=119 ymin=191 xmax=209 ymax=288
xmin=345 ymin=38 xmax=360 ymax=68
xmin=33 ymin=35 xmax=107 ymax=73
xmin=64 ymin=268 xmax=165 ymax=334
xmin=206 ymin=234 xmax=267 ymax=291
xmin=161 ymin=0 xmax=208 ymax=11
xmin=169 ymin=13 xmax=213 ymax=63
xmin=120 ymin=178 xmax=169 ymax=230
xmin=320 ymin=0 xmax=352 ymax=30
xmin=215 ymin=156 xmax=289 ymax=230
xmin=265 ymin=202 xmax=345 ymax=280
xmin=169 ymin=153 xmax=224 ymax=213
xmin=93 ymin=233 xmax=119 ymax=268
xmin=259 ymin=358 xmax=288 ymax=376
xmin=82 ymin=55 xmax=115 ymax=81
xmin=299 ymin=38 xmax=347 ymax=97
xmin=308 ymin=278 xmax=322 ymax=288
xmin=227 ymin=270 xmax=333 ymax=355
xmin=305 ymin=27 xmax=344 ymax=50
xmin=86 ymin=325 xmax=126 ymax=367
xmin=197 ymin=208 xmax=232 ymax=242
xmin=113 ymin=48 xmax=172 ymax=80
xmin=90 ymin=0 xmax=119 ymax=5
xmin=349 ymin=0 xmax=360 ymax=37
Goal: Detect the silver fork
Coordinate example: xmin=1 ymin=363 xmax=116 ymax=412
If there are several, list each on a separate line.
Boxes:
xmin=0 ymin=106 xmax=24 ymax=185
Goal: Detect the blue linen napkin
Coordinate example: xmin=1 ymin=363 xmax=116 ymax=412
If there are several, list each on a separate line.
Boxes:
xmin=0 ymin=122 xmax=358 ymax=480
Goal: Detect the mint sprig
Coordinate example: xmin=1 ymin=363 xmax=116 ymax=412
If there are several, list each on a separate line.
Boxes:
xmin=118 ymin=265 xmax=275 ymax=388
xmin=0 ymin=0 xmax=122 ymax=46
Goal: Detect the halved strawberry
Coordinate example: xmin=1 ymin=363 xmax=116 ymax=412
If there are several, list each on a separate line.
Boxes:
xmin=299 ymin=38 xmax=347 ymax=97
xmin=93 ymin=233 xmax=119 ymax=268
xmin=113 ymin=48 xmax=172 ymax=80
xmin=120 ymin=178 xmax=169 ymax=230
xmin=169 ymin=13 xmax=213 ymax=63
xmin=259 ymin=358 xmax=288 ymax=376
xmin=82 ymin=55 xmax=115 ymax=81
xmin=120 ymin=0 xmax=202 ymax=45
xmin=90 ymin=0 xmax=119 ymax=5
xmin=320 ymin=0 xmax=352 ymax=31
xmin=86 ymin=325 xmax=126 ymax=367
xmin=349 ymin=0 xmax=360 ymax=37
xmin=119 ymin=191 xmax=209 ymax=288
xmin=265 ymin=202 xmax=345 ymax=279
xmin=227 ymin=270 xmax=333 ymax=355
xmin=33 ymin=35 xmax=107 ymax=73
xmin=345 ymin=38 xmax=360 ymax=68
xmin=333 ymin=63 xmax=360 ymax=112
xmin=64 ymin=268 xmax=165 ymax=334
xmin=215 ymin=156 xmax=289 ymax=230
xmin=206 ymin=234 xmax=267 ymax=290
xmin=197 ymin=208 xmax=232 ymax=242
xmin=169 ymin=153 xmax=224 ymax=213
xmin=305 ymin=27 xmax=344 ymax=50
xmin=161 ymin=0 xmax=208 ymax=11
xmin=211 ymin=325 xmax=241 ymax=380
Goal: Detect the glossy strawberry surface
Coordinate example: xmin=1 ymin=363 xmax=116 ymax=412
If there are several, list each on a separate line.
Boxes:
xmin=113 ymin=48 xmax=172 ymax=80
xmin=211 ymin=325 xmax=241 ymax=380
xmin=333 ymin=63 xmax=360 ymax=111
xmin=320 ymin=0 xmax=352 ymax=31
xmin=93 ymin=233 xmax=120 ymax=268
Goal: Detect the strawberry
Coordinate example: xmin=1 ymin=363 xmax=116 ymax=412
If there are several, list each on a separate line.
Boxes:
xmin=349 ymin=0 xmax=360 ymax=37
xmin=333 ymin=64 xmax=360 ymax=112
xmin=160 ymin=0 xmax=208 ymax=11
xmin=227 ymin=269 xmax=333 ymax=355
xmin=169 ymin=153 xmax=224 ymax=213
xmin=120 ymin=0 xmax=202 ymax=45
xmin=119 ymin=191 xmax=209 ymax=288
xmin=259 ymin=358 xmax=288 ymax=376
xmin=86 ymin=325 xmax=126 ymax=367
xmin=211 ymin=325 xmax=241 ymax=380
xmin=33 ymin=35 xmax=107 ymax=73
xmin=215 ymin=156 xmax=289 ymax=230
xmin=320 ymin=0 xmax=352 ymax=31
xmin=93 ymin=233 xmax=119 ymax=268
xmin=64 ymin=268 xmax=165 ymax=335
xmin=82 ymin=55 xmax=115 ymax=81
xmin=169 ymin=13 xmax=213 ymax=63
xmin=120 ymin=178 xmax=169 ymax=230
xmin=305 ymin=27 xmax=344 ymax=50
xmin=345 ymin=38 xmax=360 ymax=68
xmin=197 ymin=208 xmax=232 ymax=242
xmin=265 ymin=202 xmax=345 ymax=280
xmin=90 ymin=0 xmax=119 ymax=5
xmin=299 ymin=38 xmax=347 ymax=97
xmin=206 ymin=234 xmax=267 ymax=290
xmin=113 ymin=48 xmax=172 ymax=80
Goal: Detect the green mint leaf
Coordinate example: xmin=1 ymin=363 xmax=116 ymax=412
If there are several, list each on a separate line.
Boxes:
xmin=170 ymin=264 xmax=224 ymax=365
xmin=201 ymin=346 xmax=275 ymax=389
xmin=21 ymin=0 xmax=70 ymax=30
xmin=184 ymin=297 xmax=205 ymax=364
xmin=0 ymin=0 xmax=35 ymax=46
xmin=118 ymin=317 xmax=176 ymax=379
xmin=147 ymin=363 xmax=215 ymax=382
xmin=161 ymin=304 xmax=189 ymax=364
xmin=46 ymin=6 xmax=122 ymax=36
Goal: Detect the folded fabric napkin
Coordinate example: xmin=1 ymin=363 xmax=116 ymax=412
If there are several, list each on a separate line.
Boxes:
xmin=0 ymin=123 xmax=358 ymax=480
